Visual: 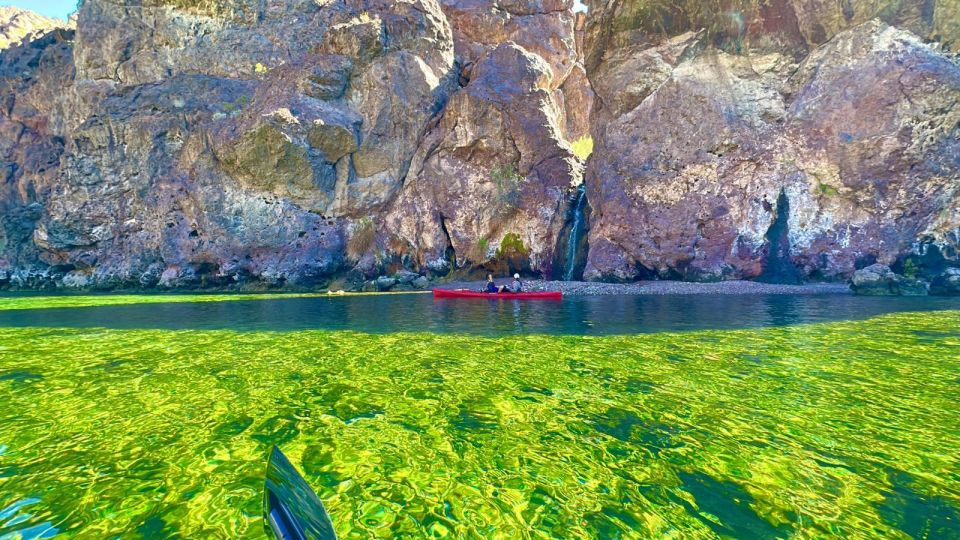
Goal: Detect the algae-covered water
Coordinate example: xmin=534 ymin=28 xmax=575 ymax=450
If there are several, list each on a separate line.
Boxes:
xmin=0 ymin=294 xmax=958 ymax=538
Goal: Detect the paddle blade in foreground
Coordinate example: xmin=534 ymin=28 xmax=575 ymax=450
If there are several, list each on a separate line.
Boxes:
xmin=264 ymin=446 xmax=337 ymax=540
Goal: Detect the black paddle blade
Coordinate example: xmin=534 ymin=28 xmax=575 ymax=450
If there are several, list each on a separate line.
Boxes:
xmin=264 ymin=446 xmax=337 ymax=540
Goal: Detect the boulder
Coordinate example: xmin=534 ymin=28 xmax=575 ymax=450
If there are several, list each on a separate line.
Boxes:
xmin=850 ymin=264 xmax=929 ymax=296
xmin=375 ymin=275 xmax=397 ymax=291
xmin=931 ymin=267 xmax=960 ymax=296
xmin=394 ymin=270 xmax=420 ymax=284
xmin=898 ymin=279 xmax=931 ymax=297
xmin=851 ymin=264 xmax=899 ymax=295
xmin=61 ymin=269 xmax=92 ymax=289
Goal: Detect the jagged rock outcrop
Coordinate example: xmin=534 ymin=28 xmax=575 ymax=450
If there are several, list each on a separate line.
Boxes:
xmin=583 ymin=1 xmax=960 ymax=282
xmin=0 ymin=1 xmax=588 ymax=289
xmin=0 ymin=0 xmax=462 ymax=288
xmin=375 ymin=0 xmax=590 ymax=277
xmin=384 ymin=43 xmax=581 ymax=275
xmin=3 ymin=0 xmax=958 ymax=289
xmin=0 ymin=7 xmax=66 ymax=50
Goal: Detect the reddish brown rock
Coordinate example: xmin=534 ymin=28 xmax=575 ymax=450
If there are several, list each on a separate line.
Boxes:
xmin=441 ymin=0 xmax=578 ymax=87
xmin=384 ymin=43 xmax=581 ymax=275
xmin=583 ymin=7 xmax=960 ymax=282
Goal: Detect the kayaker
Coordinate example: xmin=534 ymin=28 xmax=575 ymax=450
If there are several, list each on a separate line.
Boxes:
xmin=500 ymin=273 xmax=522 ymax=293
xmin=483 ymin=274 xmax=498 ymax=293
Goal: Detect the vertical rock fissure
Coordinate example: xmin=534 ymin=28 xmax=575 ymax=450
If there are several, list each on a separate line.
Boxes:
xmin=758 ymin=190 xmax=802 ymax=284
xmin=556 ymin=184 xmax=590 ymax=281
xmin=438 ymin=213 xmax=456 ymax=273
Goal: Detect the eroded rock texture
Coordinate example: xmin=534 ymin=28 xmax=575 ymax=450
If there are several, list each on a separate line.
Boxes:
xmin=2 ymin=0 xmax=958 ymax=289
xmin=583 ymin=1 xmax=960 ymax=282
xmin=375 ymin=0 xmax=589 ymax=278
xmin=0 ymin=0 xmax=587 ymax=289
xmin=385 ymin=42 xmax=581 ymax=275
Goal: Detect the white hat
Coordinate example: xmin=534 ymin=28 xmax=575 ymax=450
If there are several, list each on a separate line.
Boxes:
xmin=514 ymin=273 xmax=520 ymax=279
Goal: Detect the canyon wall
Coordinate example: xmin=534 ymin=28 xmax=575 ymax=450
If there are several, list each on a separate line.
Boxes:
xmin=582 ymin=0 xmax=960 ymax=281
xmin=0 ymin=0 xmax=958 ymax=289
xmin=0 ymin=0 xmax=586 ymax=289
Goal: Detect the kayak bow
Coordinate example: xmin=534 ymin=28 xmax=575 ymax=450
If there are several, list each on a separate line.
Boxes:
xmin=264 ymin=446 xmax=337 ymax=540
xmin=433 ymin=289 xmax=562 ymax=300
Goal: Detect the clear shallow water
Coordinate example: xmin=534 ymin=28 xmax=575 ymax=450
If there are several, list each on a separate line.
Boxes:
xmin=0 ymin=295 xmax=958 ymax=538
xmin=1 ymin=293 xmax=959 ymax=335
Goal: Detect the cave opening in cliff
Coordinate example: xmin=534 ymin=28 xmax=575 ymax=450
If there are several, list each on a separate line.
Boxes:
xmin=758 ymin=190 xmax=802 ymax=284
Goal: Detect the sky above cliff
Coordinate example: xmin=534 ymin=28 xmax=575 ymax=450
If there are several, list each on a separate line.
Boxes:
xmin=1 ymin=0 xmax=74 ymax=20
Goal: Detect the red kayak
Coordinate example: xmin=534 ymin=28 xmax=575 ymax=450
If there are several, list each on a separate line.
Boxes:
xmin=433 ymin=289 xmax=562 ymax=300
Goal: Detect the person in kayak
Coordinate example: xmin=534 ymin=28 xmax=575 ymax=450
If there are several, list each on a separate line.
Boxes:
xmin=482 ymin=274 xmax=499 ymax=293
xmin=500 ymin=273 xmax=522 ymax=293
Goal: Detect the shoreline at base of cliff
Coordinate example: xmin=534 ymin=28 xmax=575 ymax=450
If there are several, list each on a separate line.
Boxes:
xmin=436 ymin=280 xmax=852 ymax=296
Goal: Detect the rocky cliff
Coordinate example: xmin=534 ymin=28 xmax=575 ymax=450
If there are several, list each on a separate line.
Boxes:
xmin=0 ymin=0 xmax=958 ymax=290
xmin=582 ymin=0 xmax=960 ymax=282
xmin=0 ymin=0 xmax=585 ymax=289
xmin=0 ymin=7 xmax=67 ymax=50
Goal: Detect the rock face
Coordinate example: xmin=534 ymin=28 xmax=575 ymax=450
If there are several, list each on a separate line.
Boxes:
xmin=0 ymin=7 xmax=66 ymax=50
xmin=384 ymin=43 xmax=581 ymax=276
xmin=0 ymin=1 xmax=586 ymax=289
xmin=378 ymin=0 xmax=588 ymax=277
xmin=1 ymin=0 xmax=958 ymax=290
xmin=583 ymin=1 xmax=960 ymax=282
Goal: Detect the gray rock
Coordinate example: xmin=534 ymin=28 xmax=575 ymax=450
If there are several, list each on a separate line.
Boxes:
xmin=61 ymin=269 xmax=92 ymax=289
xmin=850 ymin=264 xmax=929 ymax=296
xmin=394 ymin=270 xmax=420 ymax=284
xmin=898 ymin=279 xmax=930 ymax=297
xmin=850 ymin=264 xmax=899 ymax=295
xmin=931 ymin=267 xmax=960 ymax=296
xmin=411 ymin=275 xmax=430 ymax=289
xmin=375 ymin=276 xmax=397 ymax=291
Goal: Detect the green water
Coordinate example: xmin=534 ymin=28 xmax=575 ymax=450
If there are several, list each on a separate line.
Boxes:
xmin=0 ymin=296 xmax=958 ymax=538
